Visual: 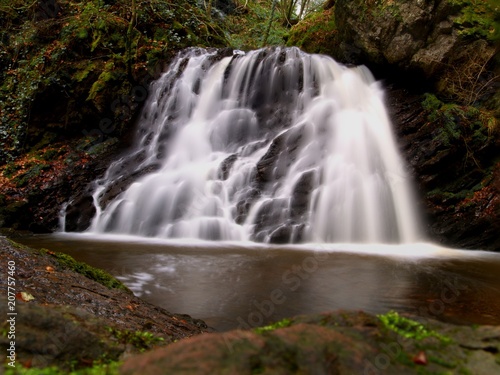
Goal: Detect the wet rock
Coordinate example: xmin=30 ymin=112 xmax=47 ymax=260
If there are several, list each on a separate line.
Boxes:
xmin=0 ymin=139 xmax=121 ymax=233
xmin=268 ymin=225 xmax=293 ymax=244
xmin=290 ymin=170 xmax=317 ymax=219
xmin=217 ymin=154 xmax=238 ymax=180
xmin=335 ymin=0 xmax=455 ymax=76
xmin=64 ymin=194 xmax=96 ymax=232
xmin=256 ymin=125 xmax=305 ymax=187
xmin=386 ymin=85 xmax=500 ymax=251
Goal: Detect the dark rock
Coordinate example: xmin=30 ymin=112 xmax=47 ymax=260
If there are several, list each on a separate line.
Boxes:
xmin=290 ymin=170 xmax=317 ymax=219
xmin=218 ymin=154 xmax=238 ymax=180
xmin=256 ymin=125 xmax=305 ymax=188
xmin=0 ymin=138 xmax=122 ymax=233
xmin=268 ymin=225 xmax=293 ymax=244
xmin=386 ymin=85 xmax=500 ymax=251
xmin=335 ymin=0 xmax=452 ymax=75
xmin=64 ymin=195 xmax=95 ymax=232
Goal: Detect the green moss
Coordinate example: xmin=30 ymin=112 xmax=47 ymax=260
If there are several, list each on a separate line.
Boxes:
xmin=13 ymin=163 xmax=51 ymax=187
xmin=429 ymin=355 xmax=458 ymax=368
xmin=422 ymin=93 xmax=495 ymax=147
xmin=254 ymin=318 xmax=293 ymax=334
xmin=4 ymin=361 xmax=120 ymax=375
xmin=286 ymin=9 xmax=338 ymax=55
xmin=106 ymin=327 xmax=165 ymax=352
xmin=378 ymin=311 xmax=452 ymax=344
xmin=38 ymin=248 xmax=131 ymax=292
xmin=450 ymin=0 xmax=500 ymax=42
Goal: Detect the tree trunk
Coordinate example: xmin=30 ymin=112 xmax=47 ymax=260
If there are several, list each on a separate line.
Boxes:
xmin=126 ymin=0 xmax=137 ymax=80
xmin=262 ymin=0 xmax=278 ymax=47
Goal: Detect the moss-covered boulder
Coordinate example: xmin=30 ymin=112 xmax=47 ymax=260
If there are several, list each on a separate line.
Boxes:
xmin=289 ymin=1 xmax=498 ymax=103
xmin=120 ymin=310 xmax=500 ymax=374
xmin=334 ymin=0 xmax=498 ymax=80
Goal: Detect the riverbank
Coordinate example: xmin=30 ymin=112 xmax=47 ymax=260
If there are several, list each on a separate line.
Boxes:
xmin=0 ymin=236 xmax=209 ymax=372
xmin=1 ymin=237 xmax=500 ymax=374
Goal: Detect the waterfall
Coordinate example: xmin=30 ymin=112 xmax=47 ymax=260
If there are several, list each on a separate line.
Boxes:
xmin=84 ymin=47 xmax=422 ymax=243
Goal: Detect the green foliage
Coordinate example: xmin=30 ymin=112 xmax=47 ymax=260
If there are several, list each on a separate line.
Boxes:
xmin=4 ymin=362 xmax=120 ymax=375
xmin=38 ymin=248 xmax=131 ymax=292
xmin=451 ymin=0 xmax=500 ymax=42
xmin=378 ymin=311 xmax=452 ymax=344
xmin=106 ymin=327 xmax=165 ymax=351
xmin=0 ymin=0 xmax=226 ymax=165
xmin=254 ymin=318 xmax=293 ymax=334
xmin=286 ymin=8 xmax=338 ymax=54
xmin=224 ymin=0 xmax=289 ymax=49
xmin=422 ymin=93 xmax=495 ymax=147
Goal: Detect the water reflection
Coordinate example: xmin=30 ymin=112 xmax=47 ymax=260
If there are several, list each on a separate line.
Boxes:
xmin=15 ymin=234 xmax=500 ymax=331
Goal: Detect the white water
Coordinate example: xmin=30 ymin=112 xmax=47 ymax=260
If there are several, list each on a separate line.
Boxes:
xmin=86 ymin=47 xmax=422 ymax=243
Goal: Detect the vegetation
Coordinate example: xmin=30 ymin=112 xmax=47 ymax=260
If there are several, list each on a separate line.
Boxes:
xmin=0 ymin=0 xmax=226 ymax=164
xmin=254 ymin=317 xmax=293 ymax=334
xmin=378 ymin=311 xmax=452 ymax=344
xmin=38 ymin=247 xmax=131 ymax=291
xmin=223 ymin=0 xmax=288 ymax=49
xmin=451 ymin=0 xmax=500 ymax=42
xmin=422 ymin=93 xmax=496 ymax=148
xmin=106 ymin=328 xmax=165 ymax=352
xmin=4 ymin=362 xmax=120 ymax=375
xmin=286 ymin=8 xmax=337 ymax=54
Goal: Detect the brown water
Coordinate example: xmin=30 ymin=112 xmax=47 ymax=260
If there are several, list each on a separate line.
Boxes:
xmin=17 ymin=234 xmax=500 ymax=332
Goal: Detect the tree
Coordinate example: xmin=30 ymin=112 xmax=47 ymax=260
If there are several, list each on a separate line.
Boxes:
xmin=262 ymin=0 xmax=278 ymax=47
xmin=126 ymin=0 xmax=137 ymax=79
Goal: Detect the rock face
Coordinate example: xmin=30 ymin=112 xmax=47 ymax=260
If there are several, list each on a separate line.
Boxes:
xmin=334 ymin=0 xmax=496 ymax=82
xmin=0 ymin=138 xmax=123 ymax=233
xmin=120 ymin=310 xmax=500 ymax=375
xmin=386 ymin=86 xmax=500 ymax=251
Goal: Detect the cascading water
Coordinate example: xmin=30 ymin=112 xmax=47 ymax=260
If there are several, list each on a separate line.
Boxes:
xmin=83 ymin=47 xmax=421 ymax=243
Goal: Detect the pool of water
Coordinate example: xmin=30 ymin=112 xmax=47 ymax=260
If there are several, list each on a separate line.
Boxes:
xmin=15 ymin=233 xmax=500 ymax=332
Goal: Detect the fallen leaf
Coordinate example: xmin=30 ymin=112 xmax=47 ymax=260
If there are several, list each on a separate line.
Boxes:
xmin=20 ymin=291 xmax=35 ymax=302
xmin=413 ymin=351 xmax=427 ymax=365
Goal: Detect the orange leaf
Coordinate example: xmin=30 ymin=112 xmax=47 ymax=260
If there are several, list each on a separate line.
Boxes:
xmin=413 ymin=351 xmax=427 ymax=365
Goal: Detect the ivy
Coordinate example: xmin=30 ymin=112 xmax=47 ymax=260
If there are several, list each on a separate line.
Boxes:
xmin=451 ymin=0 xmax=500 ymax=42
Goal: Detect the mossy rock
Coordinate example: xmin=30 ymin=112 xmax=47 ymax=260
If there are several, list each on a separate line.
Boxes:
xmin=37 ymin=247 xmax=131 ymax=292
xmin=120 ymin=310 xmax=500 ymax=374
xmin=286 ymin=9 xmax=339 ymax=56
